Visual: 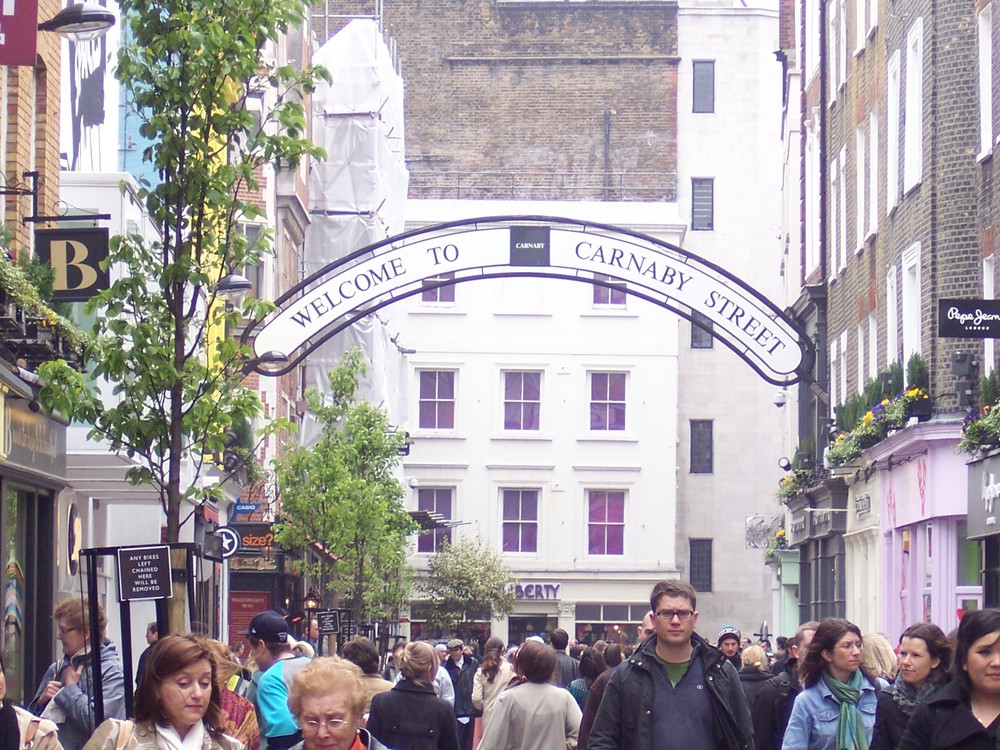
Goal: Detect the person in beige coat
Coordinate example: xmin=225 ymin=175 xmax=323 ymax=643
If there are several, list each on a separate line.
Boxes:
xmin=4 ymin=652 xmax=61 ymax=750
xmin=83 ymin=635 xmax=242 ymax=750
xmin=478 ymin=640 xmax=581 ymax=750
xmin=16 ymin=705 xmax=62 ymax=750
xmin=471 ymin=638 xmax=514 ymax=749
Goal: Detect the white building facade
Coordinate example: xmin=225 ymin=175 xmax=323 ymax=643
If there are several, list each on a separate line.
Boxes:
xmin=400 ymin=199 xmax=685 ymax=644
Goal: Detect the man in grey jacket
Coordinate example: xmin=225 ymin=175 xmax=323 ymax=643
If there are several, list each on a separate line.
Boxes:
xmin=29 ymin=597 xmax=126 ymax=750
xmin=588 ymin=580 xmax=754 ymax=750
xmin=549 ymin=628 xmax=580 ymax=687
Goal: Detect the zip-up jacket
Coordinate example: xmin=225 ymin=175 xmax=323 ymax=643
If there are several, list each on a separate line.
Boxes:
xmin=588 ymin=632 xmax=754 ymax=750
xmin=444 ymin=656 xmax=479 ymax=718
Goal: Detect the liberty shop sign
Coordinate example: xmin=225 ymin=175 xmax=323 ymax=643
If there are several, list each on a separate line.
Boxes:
xmin=246 ymin=217 xmax=812 ymax=386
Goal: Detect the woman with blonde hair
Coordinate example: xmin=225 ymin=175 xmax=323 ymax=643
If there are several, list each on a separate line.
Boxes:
xmin=861 ymin=632 xmax=898 ymax=683
xmin=367 ymin=641 xmax=459 ymax=750
xmin=288 ymin=657 xmax=388 ymax=750
xmin=472 ymin=637 xmax=514 ymax=748
xmin=737 ymin=644 xmax=771 ymax=709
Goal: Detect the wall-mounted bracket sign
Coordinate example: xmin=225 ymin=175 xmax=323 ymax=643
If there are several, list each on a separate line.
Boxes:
xmin=243 ymin=216 xmax=813 ymax=386
xmin=939 ymin=299 xmax=1000 ymax=338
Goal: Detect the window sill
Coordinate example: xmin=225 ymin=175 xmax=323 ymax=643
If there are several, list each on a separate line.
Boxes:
xmin=491 ymin=433 xmax=553 ymax=442
xmin=903 ymin=178 xmax=922 ymax=197
xmin=409 ymin=308 xmax=466 ymax=316
xmin=865 ymin=228 xmax=878 ymax=243
xmin=978 ymin=148 xmax=994 ymax=164
xmin=577 ymin=434 xmax=639 ymax=443
xmin=410 ymin=430 xmax=465 ymax=440
xmin=580 ymin=309 xmax=640 ymax=319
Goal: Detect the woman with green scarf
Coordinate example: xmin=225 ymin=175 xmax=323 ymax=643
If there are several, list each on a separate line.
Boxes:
xmin=781 ymin=618 xmax=882 ymax=750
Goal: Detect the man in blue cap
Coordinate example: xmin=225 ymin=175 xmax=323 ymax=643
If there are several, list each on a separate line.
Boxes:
xmin=244 ymin=610 xmax=311 ymax=750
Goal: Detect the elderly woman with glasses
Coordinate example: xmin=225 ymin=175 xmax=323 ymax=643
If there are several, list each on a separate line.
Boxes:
xmin=782 ymin=618 xmax=883 ymax=750
xmin=30 ymin=598 xmax=126 ymax=750
xmin=288 ymin=657 xmax=388 ymax=750
xmin=83 ymin=634 xmax=242 ymax=750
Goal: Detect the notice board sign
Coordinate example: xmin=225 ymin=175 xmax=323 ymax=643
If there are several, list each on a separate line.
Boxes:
xmin=316 ymin=609 xmax=340 ymax=635
xmin=117 ymin=545 xmax=173 ymax=601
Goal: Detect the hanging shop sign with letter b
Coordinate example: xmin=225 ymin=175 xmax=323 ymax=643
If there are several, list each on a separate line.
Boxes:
xmin=35 ymin=228 xmax=110 ymax=302
xmin=117 ymin=545 xmax=173 ymax=601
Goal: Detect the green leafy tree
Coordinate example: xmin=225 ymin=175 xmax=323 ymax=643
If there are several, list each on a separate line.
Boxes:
xmin=422 ymin=537 xmax=516 ymax=631
xmin=36 ymin=0 xmax=327 ymax=546
xmin=273 ymin=349 xmax=417 ymax=626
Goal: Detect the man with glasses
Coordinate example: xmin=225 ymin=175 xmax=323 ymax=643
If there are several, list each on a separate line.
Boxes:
xmin=29 ymin=597 xmax=126 ymax=750
xmin=578 ymin=611 xmax=657 ymax=750
xmin=588 ymin=580 xmax=754 ymax=750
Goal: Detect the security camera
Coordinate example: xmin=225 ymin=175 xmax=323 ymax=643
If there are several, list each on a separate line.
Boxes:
xmin=407 ymin=477 xmax=419 ymax=488
xmin=778 ymin=457 xmax=793 ymax=472
xmin=773 ymin=391 xmax=788 ymax=408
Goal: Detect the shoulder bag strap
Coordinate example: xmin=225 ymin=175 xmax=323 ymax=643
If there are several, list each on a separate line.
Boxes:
xmin=115 ymin=719 xmax=135 ymax=749
xmin=22 ymin=718 xmax=41 ymax=749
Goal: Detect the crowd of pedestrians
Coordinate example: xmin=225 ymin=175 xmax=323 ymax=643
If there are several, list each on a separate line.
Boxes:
xmin=14 ymin=588 xmax=1000 ymax=750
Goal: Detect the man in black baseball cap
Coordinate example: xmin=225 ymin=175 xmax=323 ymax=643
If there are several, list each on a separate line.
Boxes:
xmin=241 ymin=609 xmax=289 ymax=643
xmin=244 ymin=610 xmax=309 ymax=750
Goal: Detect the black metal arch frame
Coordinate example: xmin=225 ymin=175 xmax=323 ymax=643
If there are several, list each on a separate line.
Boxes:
xmin=242 ymin=215 xmax=815 ymax=386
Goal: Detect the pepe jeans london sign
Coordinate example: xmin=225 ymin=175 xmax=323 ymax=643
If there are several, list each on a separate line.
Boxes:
xmin=939 ymin=299 xmax=1000 ymax=338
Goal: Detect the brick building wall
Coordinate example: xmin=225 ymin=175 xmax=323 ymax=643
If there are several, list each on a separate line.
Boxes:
xmin=825 ymin=0 xmax=980 ymax=413
xmin=2 ymin=0 xmax=61 ymax=253
xmin=980 ymin=1 xmax=1000 ymax=376
xmin=317 ymin=0 xmax=680 ymax=201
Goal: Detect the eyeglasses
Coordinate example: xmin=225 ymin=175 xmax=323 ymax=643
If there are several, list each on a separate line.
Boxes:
xmin=655 ymin=609 xmax=695 ymax=621
xmin=837 ymin=641 xmax=863 ymax=652
xmin=58 ymin=626 xmax=79 ymax=636
xmin=302 ymin=717 xmax=350 ymax=732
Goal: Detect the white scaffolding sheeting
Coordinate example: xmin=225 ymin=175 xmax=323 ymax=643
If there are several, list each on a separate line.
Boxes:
xmin=302 ymin=19 xmax=409 ymax=445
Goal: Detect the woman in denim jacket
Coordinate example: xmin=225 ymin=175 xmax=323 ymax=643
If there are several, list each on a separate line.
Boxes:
xmin=781 ymin=618 xmax=881 ymax=750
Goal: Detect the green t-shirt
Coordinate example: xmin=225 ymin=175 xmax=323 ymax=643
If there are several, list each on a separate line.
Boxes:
xmin=653 ymin=651 xmax=692 ymax=687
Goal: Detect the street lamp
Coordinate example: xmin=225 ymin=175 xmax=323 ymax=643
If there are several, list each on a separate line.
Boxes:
xmin=304 ymin=587 xmax=321 ymax=655
xmin=38 ymin=2 xmax=115 ymax=42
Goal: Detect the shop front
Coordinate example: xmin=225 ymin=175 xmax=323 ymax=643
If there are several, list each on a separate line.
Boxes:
xmin=493 ymin=576 xmax=660 ymax=649
xmin=0 ymin=381 xmax=67 ymax=702
xmin=872 ymin=419 xmax=978 ymax=636
xmin=844 ymin=471 xmax=881 ymax=633
xmin=228 ymin=522 xmax=302 ymax=648
xmin=786 ymin=477 xmax=848 ymax=621
xmin=967 ymin=448 xmax=1000 ymax=608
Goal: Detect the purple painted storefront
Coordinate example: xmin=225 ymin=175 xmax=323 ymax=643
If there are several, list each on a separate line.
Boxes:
xmin=869 ymin=418 xmax=980 ymax=639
